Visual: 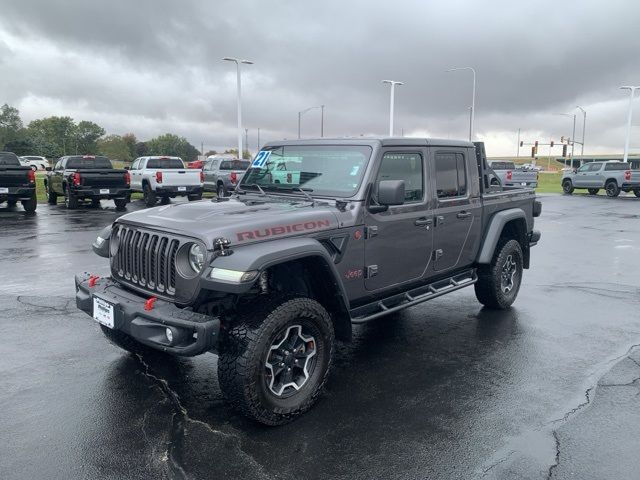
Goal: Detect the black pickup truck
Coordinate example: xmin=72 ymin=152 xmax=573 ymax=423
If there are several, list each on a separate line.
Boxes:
xmin=0 ymin=151 xmax=37 ymax=212
xmin=76 ymin=138 xmax=541 ymax=425
xmin=44 ymin=155 xmax=131 ymax=210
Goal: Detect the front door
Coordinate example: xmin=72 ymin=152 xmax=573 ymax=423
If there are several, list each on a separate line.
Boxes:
xmin=572 ymin=163 xmax=591 ymax=187
xmin=583 ymin=163 xmax=603 ymax=187
xmin=129 ymin=159 xmax=142 ymax=190
xmin=364 ymin=150 xmax=433 ymax=292
xmin=431 ymin=149 xmax=482 ymax=272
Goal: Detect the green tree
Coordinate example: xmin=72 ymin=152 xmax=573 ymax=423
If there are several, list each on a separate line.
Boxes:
xmin=0 ymin=104 xmax=24 ymax=148
xmin=135 ymin=141 xmax=149 ymax=157
xmin=26 ymin=116 xmax=76 ymax=158
xmin=223 ymin=148 xmax=251 ymax=159
xmin=97 ymin=135 xmax=132 ymax=161
xmin=122 ymin=133 xmax=137 ymax=159
xmin=75 ymin=120 xmax=105 ymax=154
xmin=146 ymin=133 xmax=199 ymax=162
xmin=4 ymin=138 xmax=37 ymax=156
xmin=204 ymin=150 xmax=218 ymax=157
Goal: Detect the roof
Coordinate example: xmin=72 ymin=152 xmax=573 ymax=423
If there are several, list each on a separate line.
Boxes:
xmin=263 ymin=137 xmax=474 ymax=148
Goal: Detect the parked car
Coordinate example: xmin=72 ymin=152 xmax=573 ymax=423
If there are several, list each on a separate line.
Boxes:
xmin=561 ymin=161 xmax=640 ymax=197
xmin=203 ymin=157 xmax=250 ymax=197
xmin=129 ymin=156 xmax=204 ymax=207
xmin=0 ymin=151 xmax=37 ymax=212
xmin=75 ymin=138 xmax=541 ymax=425
xmin=187 ymin=159 xmax=207 ymax=169
xmin=488 ymin=161 xmax=538 ymax=187
xmin=44 ymin=155 xmax=131 ymax=210
xmin=19 ymin=155 xmax=49 ymax=171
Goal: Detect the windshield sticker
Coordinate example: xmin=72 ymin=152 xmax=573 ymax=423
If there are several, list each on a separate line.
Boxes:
xmin=350 ymin=165 xmax=360 ymax=176
xmin=252 ymin=150 xmax=271 ymax=169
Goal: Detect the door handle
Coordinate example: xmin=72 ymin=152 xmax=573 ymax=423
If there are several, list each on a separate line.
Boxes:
xmin=414 ymin=217 xmax=433 ymax=226
xmin=457 ymin=211 xmax=471 ymax=219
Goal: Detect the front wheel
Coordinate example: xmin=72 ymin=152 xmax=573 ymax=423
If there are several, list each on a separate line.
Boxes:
xmin=587 ymin=188 xmax=599 ymax=195
xmin=218 ymin=296 xmax=334 ymax=425
xmin=474 ymin=239 xmax=524 ymax=310
xmin=605 ymin=180 xmax=620 ymax=197
xmin=114 ymin=198 xmax=127 ymax=211
xmin=562 ymin=180 xmax=574 ymax=194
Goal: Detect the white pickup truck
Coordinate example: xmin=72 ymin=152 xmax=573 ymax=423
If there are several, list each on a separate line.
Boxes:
xmin=129 ymin=156 xmax=204 ymax=207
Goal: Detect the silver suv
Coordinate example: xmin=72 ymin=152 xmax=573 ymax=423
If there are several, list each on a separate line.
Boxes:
xmin=562 ymin=161 xmax=640 ymax=197
xmin=203 ymin=157 xmax=251 ymax=197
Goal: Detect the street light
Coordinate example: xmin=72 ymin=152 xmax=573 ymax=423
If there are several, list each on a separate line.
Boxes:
xmin=382 ymin=80 xmax=403 ymax=136
xmin=298 ymin=106 xmax=322 ymax=139
xmin=576 ymin=106 xmax=586 ymax=159
xmin=554 ymin=112 xmax=576 ymax=168
xmin=446 ymin=67 xmax=476 ymax=141
xmin=620 ymin=86 xmax=640 ymax=163
xmin=222 ymin=57 xmax=253 ymax=159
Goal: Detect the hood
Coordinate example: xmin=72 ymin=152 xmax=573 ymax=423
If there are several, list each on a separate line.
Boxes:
xmin=116 ymin=197 xmax=341 ymax=249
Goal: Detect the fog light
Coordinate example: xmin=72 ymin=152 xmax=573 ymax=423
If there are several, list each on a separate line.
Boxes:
xmin=165 ymin=327 xmax=173 ymax=344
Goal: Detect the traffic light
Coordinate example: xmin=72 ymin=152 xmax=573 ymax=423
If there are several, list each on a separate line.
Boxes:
xmin=520 ymin=141 xmax=524 ymax=147
xmin=531 ymin=146 xmax=535 ymax=158
xmin=560 ymin=136 xmax=564 ymax=143
xmin=550 ymin=140 xmax=554 ymax=148
xmin=562 ymin=144 xmax=567 ymax=157
xmin=534 ymin=140 xmax=538 ymax=154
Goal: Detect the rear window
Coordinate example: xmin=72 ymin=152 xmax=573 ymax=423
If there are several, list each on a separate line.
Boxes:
xmin=604 ymin=162 xmax=630 ymax=171
xmin=490 ymin=161 xmax=515 ymax=170
xmin=66 ymin=156 xmax=112 ymax=169
xmin=146 ymin=158 xmax=184 ymax=169
xmin=220 ymin=160 xmax=250 ymax=170
xmin=0 ymin=152 xmax=21 ymax=166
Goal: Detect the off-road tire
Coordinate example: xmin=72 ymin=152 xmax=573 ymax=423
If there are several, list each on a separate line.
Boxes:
xmin=218 ymin=295 xmax=334 ymax=426
xmin=114 ymin=198 xmax=127 ymax=211
xmin=188 ymin=193 xmax=202 ymax=201
xmin=587 ymin=188 xmax=599 ymax=195
xmin=562 ymin=180 xmax=574 ymax=194
xmin=21 ymin=192 xmax=37 ymax=213
xmin=633 ymin=188 xmax=640 ymax=198
xmin=217 ymin=183 xmax=227 ymax=198
xmin=605 ymin=180 xmax=620 ymax=197
xmin=65 ymin=185 xmax=78 ymax=209
xmin=46 ymin=183 xmax=57 ymax=205
xmin=143 ymin=183 xmax=156 ymax=207
xmin=474 ymin=239 xmax=524 ymax=310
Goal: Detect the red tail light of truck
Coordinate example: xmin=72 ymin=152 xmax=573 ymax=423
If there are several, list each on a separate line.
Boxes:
xmin=200 ymin=171 xmax=205 ymax=183
xmin=124 ymin=171 xmax=131 ymax=185
xmin=27 ymin=169 xmax=35 ymax=183
xmin=73 ymin=172 xmax=81 ymax=186
xmin=156 ymin=171 xmax=163 ymax=183
xmin=506 ymin=171 xmax=513 ymax=181
xmin=230 ymin=172 xmax=238 ymax=184
xmin=624 ymin=170 xmax=632 ymax=181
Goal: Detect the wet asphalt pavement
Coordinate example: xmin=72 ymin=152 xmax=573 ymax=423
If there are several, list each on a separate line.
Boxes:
xmin=1 ymin=194 xmax=640 ymax=479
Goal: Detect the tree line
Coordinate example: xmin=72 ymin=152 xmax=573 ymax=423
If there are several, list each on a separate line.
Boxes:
xmin=0 ymin=104 xmax=205 ymax=162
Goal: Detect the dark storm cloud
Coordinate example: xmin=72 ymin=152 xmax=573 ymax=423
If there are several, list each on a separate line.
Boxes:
xmin=0 ymin=0 xmax=639 ymax=154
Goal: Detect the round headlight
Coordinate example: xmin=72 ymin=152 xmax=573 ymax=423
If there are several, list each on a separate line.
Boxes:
xmin=188 ymin=243 xmax=205 ymax=272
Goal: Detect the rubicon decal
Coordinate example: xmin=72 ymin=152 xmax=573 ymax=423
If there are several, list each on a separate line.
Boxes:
xmin=236 ymin=219 xmax=332 ymax=241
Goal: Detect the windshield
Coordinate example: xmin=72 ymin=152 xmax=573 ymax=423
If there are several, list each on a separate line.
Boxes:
xmin=220 ymin=160 xmax=250 ymax=171
xmin=240 ymin=145 xmax=372 ymax=197
xmin=66 ymin=157 xmax=113 ymax=169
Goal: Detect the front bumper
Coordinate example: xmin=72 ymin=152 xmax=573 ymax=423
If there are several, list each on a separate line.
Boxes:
xmin=156 ymin=185 xmax=203 ymax=197
xmin=75 ymin=273 xmax=220 ymax=356
xmin=71 ymin=187 xmax=131 ymax=199
xmin=529 ymin=230 xmax=541 ymax=247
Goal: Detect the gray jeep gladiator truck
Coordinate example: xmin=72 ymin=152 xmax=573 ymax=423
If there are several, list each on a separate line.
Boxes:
xmin=75 ymin=138 xmax=541 ymax=425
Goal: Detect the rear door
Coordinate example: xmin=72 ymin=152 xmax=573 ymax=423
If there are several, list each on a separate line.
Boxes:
xmin=431 ymin=149 xmax=482 ymax=272
xmin=364 ymin=149 xmax=433 ymax=292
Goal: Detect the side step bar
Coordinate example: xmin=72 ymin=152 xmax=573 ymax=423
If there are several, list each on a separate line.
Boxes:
xmin=350 ymin=269 xmax=477 ymax=324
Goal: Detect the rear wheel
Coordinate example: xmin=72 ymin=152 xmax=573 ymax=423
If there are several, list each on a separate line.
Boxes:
xmin=91 ymin=198 xmax=101 ymax=208
xmin=605 ymin=180 xmax=620 ymax=197
xmin=46 ymin=182 xmax=57 ymax=205
xmin=114 ymin=198 xmax=127 ymax=211
xmin=21 ymin=192 xmax=37 ymax=213
xmin=217 ymin=183 xmax=227 ymax=198
xmin=587 ymin=188 xmax=599 ymax=195
xmin=218 ymin=296 xmax=334 ymax=425
xmin=160 ymin=196 xmax=170 ymax=205
xmin=562 ymin=180 xmax=574 ymax=194
xmin=65 ymin=185 xmax=78 ymax=209
xmin=475 ymin=239 xmax=524 ymax=310
xmin=143 ymin=183 xmax=156 ymax=207
xmin=7 ymin=198 xmax=17 ymax=208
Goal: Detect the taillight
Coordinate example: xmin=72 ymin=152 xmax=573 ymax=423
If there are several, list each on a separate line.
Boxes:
xmin=230 ymin=172 xmax=237 ymax=183
xmin=27 ymin=169 xmax=35 ymax=183
xmin=624 ymin=170 xmax=631 ymax=181
xmin=200 ymin=171 xmax=205 ymax=183
xmin=156 ymin=171 xmax=163 ymax=183
xmin=124 ymin=171 xmax=131 ymax=186
xmin=73 ymin=172 xmax=81 ymax=186
xmin=506 ymin=170 xmax=513 ymax=181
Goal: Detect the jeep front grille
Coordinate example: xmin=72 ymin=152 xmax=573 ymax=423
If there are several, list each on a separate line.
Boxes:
xmin=111 ymin=225 xmax=181 ymax=296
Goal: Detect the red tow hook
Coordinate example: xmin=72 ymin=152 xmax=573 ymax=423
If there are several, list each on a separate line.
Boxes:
xmin=88 ymin=275 xmax=100 ymax=287
xmin=144 ymin=296 xmax=158 ymax=311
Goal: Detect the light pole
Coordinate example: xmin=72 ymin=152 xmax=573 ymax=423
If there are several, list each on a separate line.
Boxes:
xmin=554 ymin=113 xmax=576 ymax=168
xmin=447 ymin=67 xmax=476 ymax=141
xmin=298 ymin=106 xmax=322 ymax=139
xmin=257 ymin=127 xmax=260 ymax=150
xmin=321 ymin=105 xmax=325 ymax=138
xmin=516 ymin=128 xmax=521 ymax=157
xmin=576 ymin=106 xmax=586 ymax=159
xmin=222 ymin=57 xmax=253 ymax=159
xmin=620 ymin=86 xmax=640 ymax=162
xmin=382 ymin=80 xmax=403 ymax=136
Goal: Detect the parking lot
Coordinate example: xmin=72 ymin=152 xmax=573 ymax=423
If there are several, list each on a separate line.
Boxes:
xmin=1 ymin=193 xmax=640 ymax=479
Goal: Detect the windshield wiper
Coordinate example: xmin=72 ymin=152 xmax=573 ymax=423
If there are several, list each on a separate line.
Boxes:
xmin=237 ymin=183 xmax=266 ymax=196
xmin=295 ymin=187 xmax=315 ymax=204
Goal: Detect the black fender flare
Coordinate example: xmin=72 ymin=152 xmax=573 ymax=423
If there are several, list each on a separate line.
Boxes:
xmin=476 ymin=209 xmax=527 ymax=264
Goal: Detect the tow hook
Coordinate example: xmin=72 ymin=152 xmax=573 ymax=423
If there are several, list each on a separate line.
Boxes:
xmin=88 ymin=275 xmax=100 ymax=287
xmin=144 ymin=296 xmax=158 ymax=311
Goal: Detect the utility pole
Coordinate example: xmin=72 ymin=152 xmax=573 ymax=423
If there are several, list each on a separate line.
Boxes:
xmin=321 ymin=105 xmax=325 ymax=138
xmin=620 ymin=86 xmax=639 ymax=163
xmin=244 ymin=128 xmax=248 ymax=158
xmin=222 ymin=57 xmax=253 ymax=161
xmin=517 ymin=128 xmax=521 ymax=157
xmin=257 ymin=128 xmax=260 ymax=150
xmin=382 ymin=80 xmax=403 ymax=136
xmin=576 ymin=106 xmax=586 ymax=159
xmin=446 ymin=66 xmax=476 ymax=141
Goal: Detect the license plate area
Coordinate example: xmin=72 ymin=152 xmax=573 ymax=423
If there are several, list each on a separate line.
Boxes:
xmin=100 ymin=188 xmax=110 ymax=194
xmin=0 ymin=187 xmax=8 ymax=194
xmin=178 ymin=186 xmax=187 ymax=191
xmin=93 ymin=296 xmax=115 ymax=328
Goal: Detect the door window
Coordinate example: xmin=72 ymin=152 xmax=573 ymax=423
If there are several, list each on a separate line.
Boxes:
xmin=375 ymin=152 xmax=423 ymax=202
xmin=131 ymin=159 xmax=140 ymax=170
xmin=577 ymin=164 xmax=590 ymax=173
xmin=588 ymin=163 xmax=602 ymax=172
xmin=435 ymin=152 xmax=467 ymax=199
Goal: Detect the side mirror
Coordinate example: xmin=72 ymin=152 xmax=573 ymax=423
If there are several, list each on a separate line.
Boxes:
xmin=45 ymin=166 xmax=52 ymax=172
xmin=378 ymin=180 xmax=405 ymax=206
xmin=92 ymin=225 xmax=112 ymax=258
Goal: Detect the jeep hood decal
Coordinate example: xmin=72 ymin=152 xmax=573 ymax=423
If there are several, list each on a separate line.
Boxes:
xmin=116 ymin=197 xmax=340 ymax=248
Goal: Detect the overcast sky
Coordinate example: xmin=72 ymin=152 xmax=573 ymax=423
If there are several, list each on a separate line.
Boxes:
xmin=1 ymin=0 xmax=639 ymax=157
